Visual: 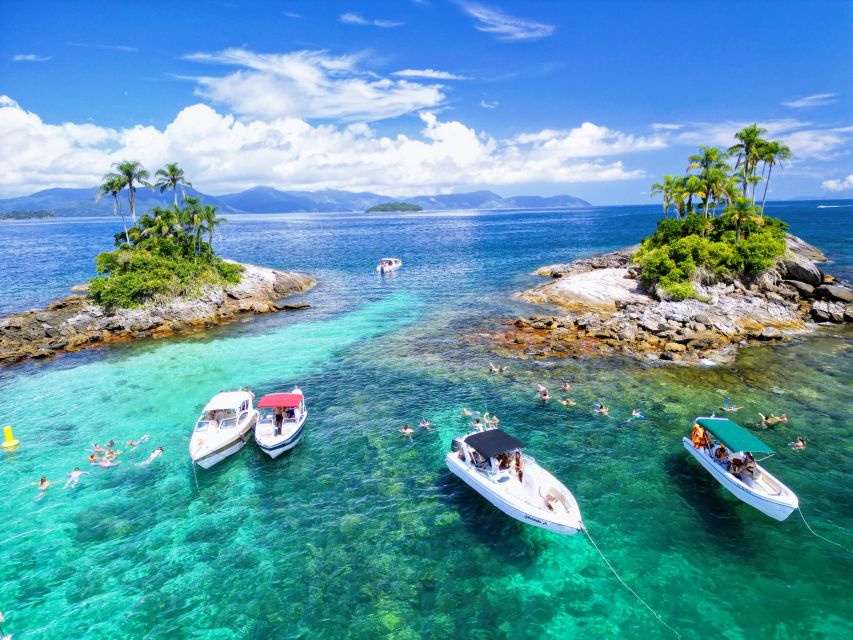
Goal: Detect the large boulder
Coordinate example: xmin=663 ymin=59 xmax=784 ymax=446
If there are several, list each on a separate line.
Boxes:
xmin=784 ymin=280 xmax=814 ymax=297
xmin=813 ymin=284 xmax=853 ymax=303
xmin=810 ymin=300 xmax=845 ymax=323
xmin=779 ymin=258 xmax=823 ymax=287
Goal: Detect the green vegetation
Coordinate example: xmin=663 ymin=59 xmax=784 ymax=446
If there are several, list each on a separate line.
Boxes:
xmin=640 ymin=125 xmax=791 ymax=299
xmin=90 ymin=162 xmax=240 ymax=310
xmin=366 ymin=201 xmax=423 ymax=213
xmin=0 ymin=209 xmax=55 ymax=220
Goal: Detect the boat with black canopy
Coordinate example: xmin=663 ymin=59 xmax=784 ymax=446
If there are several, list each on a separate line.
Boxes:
xmin=446 ymin=427 xmax=584 ymax=535
xmin=684 ymin=416 xmax=798 ymax=521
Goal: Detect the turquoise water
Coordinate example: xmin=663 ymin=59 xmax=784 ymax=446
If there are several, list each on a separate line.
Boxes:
xmin=1 ymin=204 xmax=851 ymax=638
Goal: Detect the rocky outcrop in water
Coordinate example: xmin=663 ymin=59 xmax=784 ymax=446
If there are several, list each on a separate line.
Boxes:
xmin=485 ymin=235 xmax=852 ymax=365
xmin=0 ymin=262 xmax=315 ymax=366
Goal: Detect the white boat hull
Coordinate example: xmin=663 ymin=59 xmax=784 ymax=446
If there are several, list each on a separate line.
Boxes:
xmin=191 ymin=412 xmax=258 ymax=469
xmin=255 ymin=412 xmax=308 ymax=459
xmin=446 ymin=454 xmax=583 ymax=535
xmin=682 ymin=438 xmax=798 ymax=521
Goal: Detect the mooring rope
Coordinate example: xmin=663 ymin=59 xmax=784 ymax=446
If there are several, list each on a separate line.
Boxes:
xmin=798 ymin=507 xmax=851 ymax=553
xmin=583 ymin=527 xmax=682 ymax=639
xmin=191 ymin=461 xmax=200 ymax=494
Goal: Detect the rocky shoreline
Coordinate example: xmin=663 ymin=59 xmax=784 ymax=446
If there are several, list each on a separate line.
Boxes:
xmin=481 ymin=235 xmax=852 ymax=365
xmin=0 ymin=262 xmax=316 ymax=366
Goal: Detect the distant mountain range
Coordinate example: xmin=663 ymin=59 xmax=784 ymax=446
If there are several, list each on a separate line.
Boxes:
xmin=0 ymin=186 xmax=591 ymax=216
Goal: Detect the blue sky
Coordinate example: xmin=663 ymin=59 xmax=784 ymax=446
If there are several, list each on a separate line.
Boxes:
xmin=1 ymin=0 xmax=851 ymax=203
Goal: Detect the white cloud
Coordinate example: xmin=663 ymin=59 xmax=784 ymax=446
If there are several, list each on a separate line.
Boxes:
xmin=480 ymin=99 xmax=498 ymax=109
xmin=651 ymin=123 xmax=682 ymax=131
xmin=511 ymin=122 xmax=667 ymax=156
xmin=12 ymin=54 xmax=52 ymax=62
xmin=782 ymin=93 xmax=838 ymax=109
xmin=0 ymin=97 xmax=649 ymax=198
xmin=671 ymin=119 xmax=852 ymax=160
xmin=183 ymin=48 xmax=444 ymax=122
xmin=392 ymin=68 xmax=470 ymax=80
xmin=339 ymin=12 xmax=403 ymax=28
xmin=459 ymin=2 xmax=554 ymax=41
xmin=67 ymin=42 xmax=138 ymax=53
xmin=821 ymin=174 xmax=853 ymax=191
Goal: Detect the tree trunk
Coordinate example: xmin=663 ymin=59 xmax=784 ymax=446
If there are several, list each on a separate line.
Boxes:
xmin=129 ymin=183 xmax=137 ymax=224
xmin=113 ymin=194 xmax=130 ymax=245
xmin=760 ymin=164 xmax=773 ymax=217
xmin=173 ymin=185 xmax=178 ymax=208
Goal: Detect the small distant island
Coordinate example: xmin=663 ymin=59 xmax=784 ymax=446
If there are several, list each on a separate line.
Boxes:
xmin=0 ymin=209 xmax=55 ymax=220
xmin=366 ymin=201 xmax=423 ymax=213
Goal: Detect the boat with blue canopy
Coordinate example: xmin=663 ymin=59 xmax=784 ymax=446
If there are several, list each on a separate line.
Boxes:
xmin=683 ymin=416 xmax=798 ymax=521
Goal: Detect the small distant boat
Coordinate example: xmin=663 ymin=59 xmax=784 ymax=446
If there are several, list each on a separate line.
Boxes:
xmin=375 ymin=257 xmax=402 ymax=274
xmin=446 ymin=428 xmax=584 ymax=535
xmin=254 ymin=387 xmax=308 ymax=459
xmin=189 ymin=390 xmax=259 ymax=469
xmin=683 ymin=416 xmax=798 ymax=521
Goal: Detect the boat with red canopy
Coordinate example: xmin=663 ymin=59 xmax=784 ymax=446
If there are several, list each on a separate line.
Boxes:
xmin=254 ymin=386 xmax=308 ymax=459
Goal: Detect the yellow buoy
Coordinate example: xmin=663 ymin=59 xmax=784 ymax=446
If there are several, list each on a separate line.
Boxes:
xmin=2 ymin=425 xmax=19 ymax=449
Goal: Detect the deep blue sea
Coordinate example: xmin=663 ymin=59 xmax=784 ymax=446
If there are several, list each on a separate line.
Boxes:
xmin=0 ymin=201 xmax=851 ymax=639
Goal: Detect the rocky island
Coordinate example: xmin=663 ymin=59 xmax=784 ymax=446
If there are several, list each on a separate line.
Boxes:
xmin=0 ymin=161 xmax=316 ymax=365
xmin=483 ymin=127 xmax=853 ymax=365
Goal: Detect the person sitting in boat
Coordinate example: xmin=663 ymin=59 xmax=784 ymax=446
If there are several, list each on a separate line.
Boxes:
xmin=207 ymin=411 xmax=219 ymax=429
xmin=285 ymin=408 xmax=295 ymax=420
xmin=712 ymin=443 xmax=730 ymax=467
xmin=498 ymin=453 xmax=511 ymax=470
xmin=743 ymin=452 xmax=756 ymax=477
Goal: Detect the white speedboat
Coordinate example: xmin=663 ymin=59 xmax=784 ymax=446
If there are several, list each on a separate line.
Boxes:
xmin=375 ymin=257 xmax=402 ymax=274
xmin=254 ymin=387 xmax=308 ymax=459
xmin=683 ymin=416 xmax=798 ymax=521
xmin=446 ymin=428 xmax=584 ymax=535
xmin=189 ymin=390 xmax=259 ymax=469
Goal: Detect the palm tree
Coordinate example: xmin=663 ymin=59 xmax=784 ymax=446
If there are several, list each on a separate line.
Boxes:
xmin=97 ymin=174 xmax=131 ymax=245
xmin=650 ymin=175 xmax=678 ymax=219
xmin=154 ymin=163 xmax=192 ymax=207
xmin=757 ymin=140 xmax=792 ymax=215
xmin=688 ymin=146 xmax=729 ymax=216
xmin=680 ymin=175 xmax=706 ymax=216
xmin=106 ymin=160 xmax=150 ymax=224
xmin=727 ymin=124 xmax=767 ymax=199
xmin=725 ymin=197 xmax=761 ymax=242
xmin=180 ymin=196 xmax=205 ymax=255
xmin=199 ymin=204 xmax=226 ymax=251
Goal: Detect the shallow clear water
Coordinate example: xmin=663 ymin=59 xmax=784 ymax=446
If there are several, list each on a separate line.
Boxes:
xmin=0 ymin=203 xmax=851 ymax=639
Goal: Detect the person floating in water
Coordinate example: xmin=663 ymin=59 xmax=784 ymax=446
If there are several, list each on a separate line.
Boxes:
xmin=399 ymin=425 xmax=414 ymax=438
xmin=790 ymin=436 xmax=807 ymax=450
xmin=536 ymin=384 xmax=550 ymax=401
xmin=488 ymin=362 xmax=506 ymax=374
xmin=64 ymin=468 xmax=90 ymax=489
xmin=98 ymin=458 xmax=120 ymax=468
xmin=461 ymin=408 xmax=474 ymax=417
xmin=623 ymin=409 xmax=645 ymax=424
xmin=33 ymin=476 xmax=52 ymax=500
xmin=418 ymin=419 xmax=432 ymax=430
xmin=759 ymin=412 xmax=788 ymax=426
xmin=559 ymin=398 xmax=576 ymax=407
xmin=594 ymin=402 xmax=609 ymax=416
xmin=138 ymin=447 xmax=164 ymax=466
xmin=126 ymin=434 xmax=149 ymax=447
xmin=720 ymin=398 xmax=741 ymax=412
xmin=561 ymin=381 xmax=571 ymax=393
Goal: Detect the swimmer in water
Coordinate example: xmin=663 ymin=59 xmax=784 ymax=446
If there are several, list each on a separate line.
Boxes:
xmin=418 ymin=419 xmax=432 ymax=430
xmin=536 ymin=384 xmax=550 ymax=401
xmin=760 ymin=412 xmax=788 ymax=426
xmin=87 ymin=453 xmax=99 ymax=464
xmin=138 ymin=447 xmax=164 ymax=466
xmin=98 ymin=458 xmax=120 ymax=468
xmin=399 ymin=425 xmax=414 ymax=438
xmin=488 ymin=414 xmax=499 ymax=427
xmin=595 ymin=403 xmax=609 ymax=416
xmin=64 ymin=467 xmax=90 ymax=489
xmin=126 ymin=434 xmax=150 ymax=448
xmin=561 ymin=381 xmax=571 ymax=393
xmin=631 ymin=409 xmax=645 ymax=419
xmin=461 ymin=408 xmax=473 ymax=417
xmin=559 ymin=398 xmax=576 ymax=407
xmin=790 ymin=436 xmax=807 ymax=451
xmin=32 ymin=476 xmax=52 ymax=500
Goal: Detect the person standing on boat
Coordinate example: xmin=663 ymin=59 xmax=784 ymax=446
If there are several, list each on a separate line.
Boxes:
xmin=513 ymin=451 xmax=524 ymax=482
